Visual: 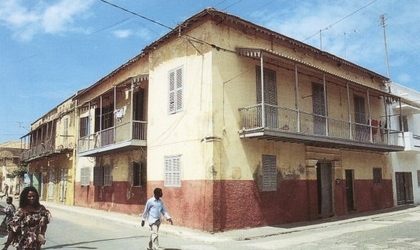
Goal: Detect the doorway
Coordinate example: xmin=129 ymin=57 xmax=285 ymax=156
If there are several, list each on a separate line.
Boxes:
xmin=317 ymin=162 xmax=333 ymax=217
xmin=395 ymin=172 xmax=414 ymax=205
xmin=345 ymin=170 xmax=355 ymax=211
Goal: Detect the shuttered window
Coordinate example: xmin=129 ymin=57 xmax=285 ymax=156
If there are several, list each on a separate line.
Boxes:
xmin=93 ymin=165 xmax=113 ymax=187
xmin=80 ymin=167 xmax=91 ymax=186
xmin=262 ymin=155 xmax=277 ymax=191
xmin=131 ymin=162 xmax=142 ymax=187
xmin=168 ymin=67 xmax=183 ymax=114
xmin=103 ymin=165 xmax=112 ymax=186
xmin=165 ymin=156 xmax=181 ymax=187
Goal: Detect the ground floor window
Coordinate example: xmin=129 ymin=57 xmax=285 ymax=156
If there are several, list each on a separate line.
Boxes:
xmin=262 ymin=154 xmax=277 ymax=191
xmin=164 ymin=155 xmax=181 ymax=187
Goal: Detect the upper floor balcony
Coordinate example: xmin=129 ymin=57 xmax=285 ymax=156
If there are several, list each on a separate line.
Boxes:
xmin=20 ymin=136 xmax=74 ymax=162
xmin=399 ymin=132 xmax=420 ymax=152
xmin=239 ymin=104 xmax=404 ymax=152
xmin=78 ymin=120 xmax=147 ymax=157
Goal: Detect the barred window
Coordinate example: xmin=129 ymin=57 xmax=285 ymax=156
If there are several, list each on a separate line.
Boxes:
xmin=165 ymin=155 xmax=181 ymax=187
xmin=131 ymin=162 xmax=142 ymax=187
xmin=373 ymin=168 xmax=382 ymax=184
xmin=262 ymin=155 xmax=277 ymax=191
xmin=168 ymin=67 xmax=183 ymax=114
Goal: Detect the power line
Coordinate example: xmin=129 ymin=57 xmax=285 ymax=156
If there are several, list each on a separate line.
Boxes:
xmin=99 ymin=0 xmax=173 ymax=30
xmin=303 ymin=0 xmax=378 ymax=47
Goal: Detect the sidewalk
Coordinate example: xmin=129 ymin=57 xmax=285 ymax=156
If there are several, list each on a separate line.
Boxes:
xmin=6 ymin=200 xmax=420 ymax=244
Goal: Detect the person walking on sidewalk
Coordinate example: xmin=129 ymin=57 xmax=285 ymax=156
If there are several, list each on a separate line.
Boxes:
xmin=0 ymin=184 xmax=9 ymax=199
xmin=1 ymin=197 xmax=16 ymax=250
xmin=9 ymin=186 xmax=52 ymax=250
xmin=141 ymin=188 xmax=173 ymax=250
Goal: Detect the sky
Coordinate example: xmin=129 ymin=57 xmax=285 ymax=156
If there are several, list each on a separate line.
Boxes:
xmin=0 ymin=0 xmax=419 ymax=143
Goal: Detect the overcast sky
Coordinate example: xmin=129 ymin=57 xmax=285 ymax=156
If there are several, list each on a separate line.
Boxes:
xmin=0 ymin=0 xmax=419 ymax=143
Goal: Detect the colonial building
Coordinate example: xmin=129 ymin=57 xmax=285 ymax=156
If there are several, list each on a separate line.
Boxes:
xmin=20 ymin=97 xmax=76 ymax=205
xmin=71 ymin=8 xmax=405 ymax=232
xmin=389 ymin=82 xmax=420 ymax=205
xmin=73 ymin=54 xmax=149 ymax=213
xmin=0 ymin=141 xmax=24 ymax=196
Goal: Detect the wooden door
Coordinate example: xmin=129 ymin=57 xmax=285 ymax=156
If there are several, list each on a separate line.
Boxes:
xmin=345 ymin=170 xmax=355 ymax=211
xmin=395 ymin=172 xmax=414 ymax=205
xmin=317 ymin=162 xmax=333 ymax=217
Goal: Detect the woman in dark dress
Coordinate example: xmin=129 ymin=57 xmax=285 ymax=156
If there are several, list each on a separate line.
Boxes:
xmin=9 ymin=187 xmax=51 ymax=250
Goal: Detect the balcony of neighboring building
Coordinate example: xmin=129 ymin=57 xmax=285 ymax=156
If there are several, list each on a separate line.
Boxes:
xmin=77 ymin=120 xmax=147 ymax=157
xmin=76 ymin=74 xmax=148 ymax=157
xmin=393 ymin=100 xmax=420 ymax=153
xmin=20 ymin=125 xmax=75 ymax=162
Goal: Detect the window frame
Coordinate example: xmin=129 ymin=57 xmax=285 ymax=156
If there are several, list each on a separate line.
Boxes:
xmin=262 ymin=154 xmax=277 ymax=191
xmin=79 ymin=116 xmax=89 ymax=138
xmin=80 ymin=167 xmax=91 ymax=186
xmin=93 ymin=165 xmax=113 ymax=187
xmin=373 ymin=167 xmax=382 ymax=184
xmin=168 ymin=66 xmax=184 ymax=115
xmin=131 ymin=162 xmax=142 ymax=187
xmin=164 ymin=155 xmax=181 ymax=187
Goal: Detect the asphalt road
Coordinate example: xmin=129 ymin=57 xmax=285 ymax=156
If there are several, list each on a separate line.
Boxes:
xmin=1 ymin=201 xmax=420 ymax=249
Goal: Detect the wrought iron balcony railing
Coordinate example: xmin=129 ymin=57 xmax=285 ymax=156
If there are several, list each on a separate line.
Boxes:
xmin=239 ymin=104 xmax=404 ymax=150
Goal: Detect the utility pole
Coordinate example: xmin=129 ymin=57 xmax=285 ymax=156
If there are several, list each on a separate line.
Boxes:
xmin=380 ymin=14 xmax=391 ymax=79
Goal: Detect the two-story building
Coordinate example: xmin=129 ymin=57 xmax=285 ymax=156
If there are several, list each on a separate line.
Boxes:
xmin=73 ymin=54 xmax=149 ymax=213
xmin=389 ymin=82 xmax=420 ymax=205
xmin=0 ymin=141 xmax=24 ymax=196
xmin=20 ymin=97 xmax=76 ymax=205
xmin=70 ymin=8 xmax=405 ymax=232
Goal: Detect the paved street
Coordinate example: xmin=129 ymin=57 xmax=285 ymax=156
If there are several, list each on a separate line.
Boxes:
xmin=1 ymin=200 xmax=420 ymax=249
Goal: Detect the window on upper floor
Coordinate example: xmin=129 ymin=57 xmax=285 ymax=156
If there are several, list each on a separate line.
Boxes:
xmin=164 ymin=155 xmax=181 ymax=187
xmin=95 ymin=103 xmax=114 ymax=132
xmin=399 ymin=115 xmax=408 ymax=132
xmin=168 ymin=67 xmax=183 ymax=115
xmin=262 ymin=154 xmax=277 ymax=191
xmin=79 ymin=117 xmax=89 ymax=138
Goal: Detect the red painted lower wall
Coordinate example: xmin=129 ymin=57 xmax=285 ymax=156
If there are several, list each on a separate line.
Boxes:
xmin=74 ymin=178 xmax=393 ymax=232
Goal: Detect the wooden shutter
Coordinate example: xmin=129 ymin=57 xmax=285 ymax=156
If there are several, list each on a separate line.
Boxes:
xmin=262 ymin=155 xmax=277 ymax=191
xmin=176 ymin=68 xmax=183 ymax=111
xmin=80 ymin=167 xmax=91 ymax=186
xmin=93 ymin=167 xmax=103 ymax=186
xmin=169 ymin=71 xmax=175 ymax=114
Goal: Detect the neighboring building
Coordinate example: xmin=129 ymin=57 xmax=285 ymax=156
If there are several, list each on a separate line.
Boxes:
xmin=70 ymin=8 xmax=405 ymax=232
xmin=73 ymin=54 xmax=149 ymax=214
xmin=389 ymin=82 xmax=420 ymax=205
xmin=20 ymin=97 xmax=76 ymax=205
xmin=0 ymin=141 xmax=24 ymax=196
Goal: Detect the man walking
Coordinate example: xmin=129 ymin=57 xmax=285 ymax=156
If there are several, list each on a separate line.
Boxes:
xmin=141 ymin=188 xmax=173 ymax=250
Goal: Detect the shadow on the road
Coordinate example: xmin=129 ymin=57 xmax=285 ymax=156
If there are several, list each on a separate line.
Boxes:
xmin=43 ymin=235 xmax=143 ymax=249
xmin=276 ymin=204 xmax=416 ymax=229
